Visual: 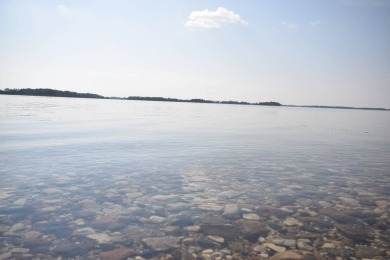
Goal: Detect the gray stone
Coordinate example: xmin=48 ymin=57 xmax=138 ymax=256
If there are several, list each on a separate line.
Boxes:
xmin=142 ymin=237 xmax=181 ymax=252
xmin=217 ymin=191 xmax=241 ymax=199
xmin=335 ymin=224 xmax=370 ymax=242
xmin=319 ymin=208 xmax=355 ymax=224
xmin=200 ymin=224 xmax=239 ymax=241
xmin=222 ymin=204 xmax=239 ymax=215
xmin=0 ymin=252 xmax=12 ymax=260
xmin=356 ymin=246 xmax=384 ymax=258
xmin=101 ymin=248 xmax=134 ymax=260
xmin=11 ymin=248 xmax=30 ymax=253
xmin=269 ymin=251 xmax=302 ymax=260
xmin=207 ymin=235 xmax=224 ymax=244
xmin=243 ymin=213 xmax=260 ymax=221
xmin=13 ymin=198 xmax=27 ymax=206
xmin=272 ymin=238 xmax=296 ymax=248
xmin=265 ymin=243 xmax=286 ymax=253
xmin=9 ymin=223 xmax=24 ymax=233
xmin=234 ymin=219 xmax=268 ymax=241
xmin=87 ymin=233 xmax=111 ymax=243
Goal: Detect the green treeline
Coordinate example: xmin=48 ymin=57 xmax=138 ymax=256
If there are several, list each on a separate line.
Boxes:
xmin=0 ymin=88 xmax=104 ymax=99
xmin=0 ymin=88 xmax=282 ymax=106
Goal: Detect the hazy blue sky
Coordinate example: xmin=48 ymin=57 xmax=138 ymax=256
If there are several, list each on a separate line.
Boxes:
xmin=1 ymin=0 xmax=389 ymax=107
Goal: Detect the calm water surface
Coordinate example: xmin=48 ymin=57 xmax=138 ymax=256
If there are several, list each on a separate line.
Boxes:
xmin=0 ymin=95 xmax=389 ymax=259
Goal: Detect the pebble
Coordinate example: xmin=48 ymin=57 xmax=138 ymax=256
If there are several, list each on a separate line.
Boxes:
xmin=9 ymin=223 xmax=24 ymax=233
xmin=100 ymin=248 xmax=134 ymax=260
xmin=271 ymin=238 xmax=296 ymax=248
xmin=222 ymin=204 xmax=239 ymax=215
xmin=235 ymin=219 xmax=268 ymax=241
xmin=87 ymin=233 xmax=111 ymax=243
xmin=41 ymin=206 xmax=57 ymax=213
xmin=13 ymin=198 xmax=27 ymax=205
xmin=200 ymin=224 xmax=239 ymax=241
xmin=74 ymin=227 xmax=95 ymax=235
xmin=283 ymin=217 xmax=302 ymax=227
xmin=243 ymin=213 xmax=260 ymax=220
xmin=269 ymin=251 xmax=302 ymax=260
xmin=265 ymin=243 xmax=286 ymax=253
xmin=253 ymin=244 xmax=266 ymax=253
xmin=74 ymin=218 xmax=86 ymax=225
xmin=0 ymin=192 xmax=12 ymax=199
xmin=202 ymin=249 xmax=214 ymax=254
xmin=149 ymin=215 xmax=166 ymax=223
xmin=0 ymin=252 xmax=12 ymax=260
xmin=11 ymin=248 xmax=30 ymax=253
xmin=297 ymin=241 xmax=313 ymax=251
xmin=207 ymin=235 xmax=224 ymax=244
xmin=184 ymin=225 xmax=200 ymax=232
xmin=142 ymin=237 xmax=181 ymax=252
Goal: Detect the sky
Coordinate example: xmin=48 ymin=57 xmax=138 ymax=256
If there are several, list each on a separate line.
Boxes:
xmin=0 ymin=0 xmax=389 ymax=108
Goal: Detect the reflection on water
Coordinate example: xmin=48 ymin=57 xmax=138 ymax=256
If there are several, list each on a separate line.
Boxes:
xmin=0 ymin=95 xmax=389 ymax=259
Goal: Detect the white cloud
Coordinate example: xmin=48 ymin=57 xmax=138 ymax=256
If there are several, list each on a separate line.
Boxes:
xmin=310 ymin=20 xmax=321 ymax=26
xmin=185 ymin=7 xmax=248 ymax=29
xmin=281 ymin=22 xmax=297 ymax=29
xmin=57 ymin=4 xmax=82 ymax=16
xmin=57 ymin=4 xmax=70 ymax=16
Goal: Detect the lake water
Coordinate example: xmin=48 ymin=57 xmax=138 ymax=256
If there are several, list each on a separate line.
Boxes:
xmin=0 ymin=95 xmax=389 ymax=259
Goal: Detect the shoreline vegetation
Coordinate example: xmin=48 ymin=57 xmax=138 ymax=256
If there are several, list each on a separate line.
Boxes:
xmin=0 ymin=88 xmax=388 ymax=111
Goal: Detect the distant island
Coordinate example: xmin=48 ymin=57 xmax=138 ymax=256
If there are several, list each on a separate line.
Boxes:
xmin=0 ymin=88 xmax=281 ymax=106
xmin=0 ymin=88 xmax=388 ymax=111
xmin=0 ymin=88 xmax=105 ymax=99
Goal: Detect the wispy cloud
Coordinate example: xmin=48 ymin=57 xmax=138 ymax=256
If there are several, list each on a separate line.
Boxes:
xmin=57 ymin=4 xmax=70 ymax=16
xmin=57 ymin=4 xmax=81 ymax=16
xmin=185 ymin=7 xmax=248 ymax=29
xmin=281 ymin=22 xmax=297 ymax=29
xmin=310 ymin=20 xmax=321 ymax=26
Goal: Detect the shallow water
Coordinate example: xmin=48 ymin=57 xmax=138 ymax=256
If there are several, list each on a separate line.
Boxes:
xmin=0 ymin=95 xmax=389 ymax=259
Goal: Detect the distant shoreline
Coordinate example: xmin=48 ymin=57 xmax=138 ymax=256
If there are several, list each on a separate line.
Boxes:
xmin=1 ymin=88 xmax=388 ymax=111
xmin=0 ymin=88 xmax=281 ymax=107
xmin=283 ymin=105 xmax=388 ymax=111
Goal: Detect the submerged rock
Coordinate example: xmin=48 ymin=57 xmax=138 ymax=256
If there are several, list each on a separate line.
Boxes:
xmin=13 ymin=198 xmax=27 ymax=206
xmin=335 ymin=223 xmax=370 ymax=242
xmin=356 ymin=246 xmax=384 ymax=258
xmin=53 ymin=240 xmax=94 ymax=258
xmin=234 ymin=219 xmax=268 ymax=241
xmin=319 ymin=208 xmax=355 ymax=223
xmin=223 ymin=204 xmax=239 ymax=216
xmin=87 ymin=233 xmax=111 ymax=243
xmin=265 ymin=243 xmax=286 ymax=253
xmin=269 ymin=251 xmax=302 ymax=260
xmin=200 ymin=224 xmax=239 ymax=241
xmin=9 ymin=223 xmax=24 ymax=233
xmin=101 ymin=248 xmax=134 ymax=260
xmin=243 ymin=213 xmax=260 ymax=221
xmin=92 ymin=215 xmax=130 ymax=231
xmin=142 ymin=237 xmax=181 ymax=252
xmin=207 ymin=235 xmax=225 ymax=244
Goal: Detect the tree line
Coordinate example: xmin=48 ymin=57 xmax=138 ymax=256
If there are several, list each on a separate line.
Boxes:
xmin=0 ymin=88 xmax=282 ymax=106
xmin=0 ymin=88 xmax=104 ymax=99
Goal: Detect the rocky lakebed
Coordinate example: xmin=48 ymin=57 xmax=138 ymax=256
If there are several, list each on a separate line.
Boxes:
xmin=0 ymin=164 xmax=389 ymax=260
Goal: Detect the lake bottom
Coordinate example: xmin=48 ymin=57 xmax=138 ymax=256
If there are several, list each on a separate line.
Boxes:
xmin=1 ymin=162 xmax=389 ymax=259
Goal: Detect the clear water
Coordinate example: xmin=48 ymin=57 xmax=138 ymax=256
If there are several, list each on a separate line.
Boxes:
xmin=0 ymin=95 xmax=389 ymax=259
